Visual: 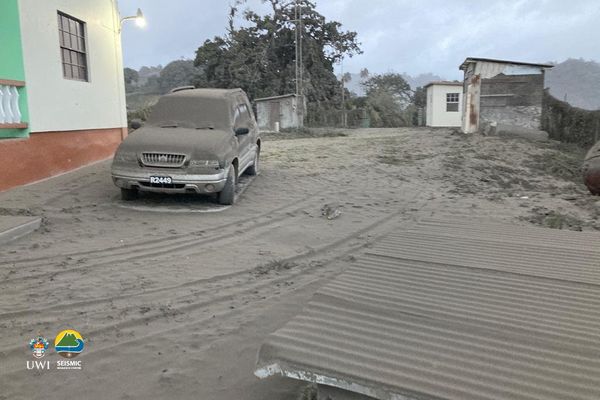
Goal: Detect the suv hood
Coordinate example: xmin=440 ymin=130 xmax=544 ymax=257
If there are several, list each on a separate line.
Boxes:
xmin=119 ymin=126 xmax=234 ymax=159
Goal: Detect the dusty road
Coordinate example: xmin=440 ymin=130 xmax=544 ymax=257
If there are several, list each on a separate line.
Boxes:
xmin=0 ymin=128 xmax=597 ymax=399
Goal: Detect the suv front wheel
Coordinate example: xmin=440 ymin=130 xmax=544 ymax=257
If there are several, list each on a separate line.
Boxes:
xmin=245 ymin=150 xmax=260 ymax=176
xmin=217 ymin=166 xmax=236 ymax=205
xmin=121 ymin=187 xmax=138 ymax=201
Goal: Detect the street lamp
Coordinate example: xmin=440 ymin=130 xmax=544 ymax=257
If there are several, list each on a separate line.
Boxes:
xmin=120 ymin=8 xmax=146 ymax=29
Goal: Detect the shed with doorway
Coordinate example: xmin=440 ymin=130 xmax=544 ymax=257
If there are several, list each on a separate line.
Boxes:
xmin=255 ymin=94 xmax=303 ymax=131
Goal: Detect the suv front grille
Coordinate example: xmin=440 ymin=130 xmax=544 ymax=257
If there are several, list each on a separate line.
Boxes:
xmin=141 ymin=153 xmax=186 ymax=168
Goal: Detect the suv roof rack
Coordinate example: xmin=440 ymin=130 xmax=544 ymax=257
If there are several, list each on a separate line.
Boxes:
xmin=169 ymin=86 xmax=196 ymax=93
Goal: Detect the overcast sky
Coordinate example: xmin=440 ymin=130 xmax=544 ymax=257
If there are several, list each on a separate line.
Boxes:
xmin=119 ymin=0 xmax=600 ymax=80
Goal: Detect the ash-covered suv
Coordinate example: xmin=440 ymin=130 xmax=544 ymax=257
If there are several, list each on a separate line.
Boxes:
xmin=111 ymin=88 xmax=261 ymax=205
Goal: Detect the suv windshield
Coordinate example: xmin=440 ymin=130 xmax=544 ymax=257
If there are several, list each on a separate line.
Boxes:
xmin=146 ymin=95 xmax=232 ymax=130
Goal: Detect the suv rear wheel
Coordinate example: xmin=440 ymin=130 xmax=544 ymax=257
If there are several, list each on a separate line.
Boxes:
xmin=217 ymin=166 xmax=236 ymax=205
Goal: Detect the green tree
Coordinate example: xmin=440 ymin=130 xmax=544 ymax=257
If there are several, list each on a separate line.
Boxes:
xmin=193 ymin=0 xmax=361 ymax=123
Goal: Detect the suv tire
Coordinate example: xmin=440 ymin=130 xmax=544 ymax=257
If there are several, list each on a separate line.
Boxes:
xmin=217 ymin=166 xmax=236 ymax=205
xmin=246 ymin=150 xmax=260 ymax=176
xmin=121 ymin=187 xmax=138 ymax=201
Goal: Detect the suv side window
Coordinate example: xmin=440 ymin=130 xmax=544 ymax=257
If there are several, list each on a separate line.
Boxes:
xmin=234 ymin=104 xmax=250 ymax=128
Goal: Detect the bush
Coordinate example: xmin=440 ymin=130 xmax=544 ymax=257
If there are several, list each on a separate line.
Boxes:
xmin=542 ymin=90 xmax=600 ymax=148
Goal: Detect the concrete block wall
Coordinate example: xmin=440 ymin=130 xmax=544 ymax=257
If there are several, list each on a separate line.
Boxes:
xmin=479 ymin=74 xmax=544 ymax=129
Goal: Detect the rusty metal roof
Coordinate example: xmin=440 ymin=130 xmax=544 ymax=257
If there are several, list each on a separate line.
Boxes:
xmin=255 ymin=219 xmax=600 ymax=400
xmin=460 ymin=57 xmax=554 ymax=70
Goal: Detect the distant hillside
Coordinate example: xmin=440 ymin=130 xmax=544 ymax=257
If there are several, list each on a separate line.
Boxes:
xmin=342 ymin=72 xmax=445 ymax=96
xmin=546 ymin=59 xmax=600 ymax=110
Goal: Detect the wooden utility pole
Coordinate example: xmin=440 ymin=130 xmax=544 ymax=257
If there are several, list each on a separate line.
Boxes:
xmin=294 ymin=0 xmax=304 ymax=127
xmin=341 ymin=58 xmax=347 ymax=128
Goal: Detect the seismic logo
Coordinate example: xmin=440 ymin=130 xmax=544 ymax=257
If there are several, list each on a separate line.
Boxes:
xmin=54 ymin=329 xmax=85 ymax=359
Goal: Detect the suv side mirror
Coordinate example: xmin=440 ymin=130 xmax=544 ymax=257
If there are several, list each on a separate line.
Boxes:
xmin=235 ymin=127 xmax=250 ymax=136
xmin=130 ymin=119 xmax=143 ymax=130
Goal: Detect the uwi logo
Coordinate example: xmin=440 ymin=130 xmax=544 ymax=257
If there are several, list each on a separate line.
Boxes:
xmin=27 ymin=336 xmax=50 ymax=370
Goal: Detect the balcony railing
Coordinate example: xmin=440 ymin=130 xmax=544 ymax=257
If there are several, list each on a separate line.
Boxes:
xmin=0 ymin=79 xmax=27 ymax=129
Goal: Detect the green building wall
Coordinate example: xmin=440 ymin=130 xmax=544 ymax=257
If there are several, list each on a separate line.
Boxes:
xmin=0 ymin=0 xmax=29 ymax=138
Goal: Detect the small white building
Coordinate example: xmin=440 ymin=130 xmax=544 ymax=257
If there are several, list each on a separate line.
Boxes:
xmin=425 ymin=81 xmax=463 ymax=127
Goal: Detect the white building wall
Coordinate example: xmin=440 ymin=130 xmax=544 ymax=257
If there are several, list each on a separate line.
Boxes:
xmin=426 ymin=87 xmax=434 ymax=127
xmin=426 ymin=84 xmax=463 ymax=127
xmin=18 ymin=0 xmax=127 ymax=132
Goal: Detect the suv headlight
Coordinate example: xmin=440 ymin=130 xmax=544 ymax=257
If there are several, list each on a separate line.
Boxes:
xmin=189 ymin=160 xmax=221 ymax=169
xmin=114 ymin=151 xmax=138 ymax=163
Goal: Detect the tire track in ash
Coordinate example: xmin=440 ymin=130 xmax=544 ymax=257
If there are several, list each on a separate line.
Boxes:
xmin=0 ymin=191 xmax=314 ymax=269
xmin=0 ymin=181 xmax=381 ymax=311
xmin=0 ymin=194 xmax=327 ymax=285
xmin=0 ymin=207 xmax=418 ymax=363
xmin=0 ymin=204 xmax=415 ymax=324
xmin=0 ymin=203 xmax=331 ymax=314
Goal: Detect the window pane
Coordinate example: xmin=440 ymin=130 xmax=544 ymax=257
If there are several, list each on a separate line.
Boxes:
xmin=79 ymin=38 xmax=86 ymax=52
xmin=69 ymin=19 xmax=76 ymax=33
xmin=62 ymin=48 xmax=69 ymax=63
xmin=447 ymin=103 xmax=459 ymax=112
xmin=62 ymin=16 xmax=69 ymax=31
xmin=80 ymin=67 xmax=87 ymax=81
xmin=62 ymin=31 xmax=70 ymax=48
xmin=71 ymin=34 xmax=79 ymax=51
xmin=71 ymin=65 xmax=79 ymax=80
xmin=78 ymin=53 xmax=86 ymax=67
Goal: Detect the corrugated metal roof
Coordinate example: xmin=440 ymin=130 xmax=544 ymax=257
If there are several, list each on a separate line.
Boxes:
xmin=459 ymin=57 xmax=554 ymax=70
xmin=255 ymin=220 xmax=600 ymax=400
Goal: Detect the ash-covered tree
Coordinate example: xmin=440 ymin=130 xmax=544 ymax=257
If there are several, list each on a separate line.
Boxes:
xmin=193 ymin=0 xmax=361 ymax=123
xmin=360 ymin=73 xmax=415 ymax=127
xmin=124 ymin=67 xmax=139 ymax=85
xmin=363 ymin=73 xmax=413 ymax=106
xmin=124 ymin=67 xmax=139 ymax=93
xmin=158 ymin=60 xmax=202 ymax=94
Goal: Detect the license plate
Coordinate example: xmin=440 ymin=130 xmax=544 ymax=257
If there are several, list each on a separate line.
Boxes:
xmin=149 ymin=176 xmax=173 ymax=184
